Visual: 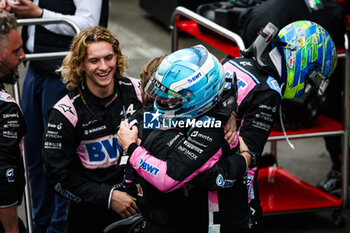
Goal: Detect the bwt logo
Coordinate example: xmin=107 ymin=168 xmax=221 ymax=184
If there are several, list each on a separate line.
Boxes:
xmin=224 ymin=72 xmax=247 ymax=90
xmin=187 ymin=72 xmax=202 ymax=83
xmin=224 ymin=71 xmax=234 ymax=89
xmin=143 ymin=110 xmax=162 ymax=129
xmin=236 ymin=78 xmax=247 ymax=90
xmin=138 ymin=158 xmax=160 ymax=176
xmin=84 ymin=136 xmax=121 ymax=164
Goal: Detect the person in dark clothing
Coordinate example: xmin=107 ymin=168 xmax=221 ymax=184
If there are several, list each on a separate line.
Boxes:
xmin=238 ymin=0 xmax=345 ymax=47
xmin=117 ymin=45 xmax=253 ymax=233
xmin=317 ymin=57 xmax=345 ymax=195
xmin=220 ymin=55 xmax=282 ymax=230
xmin=2 ymin=1 xmax=109 ymax=232
xmin=238 ymin=0 xmax=348 ymax=198
xmin=225 ymin=19 xmax=337 ymax=232
xmin=0 ymin=11 xmax=26 ymax=233
xmin=42 ymin=26 xmax=143 ymax=233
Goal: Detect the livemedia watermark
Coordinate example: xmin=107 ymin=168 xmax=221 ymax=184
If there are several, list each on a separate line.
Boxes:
xmin=143 ymin=110 xmax=222 ymax=129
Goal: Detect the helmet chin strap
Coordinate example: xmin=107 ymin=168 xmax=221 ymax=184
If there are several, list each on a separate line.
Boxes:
xmin=279 ymin=83 xmax=295 ymax=150
xmin=268 ymin=47 xmax=282 ymax=77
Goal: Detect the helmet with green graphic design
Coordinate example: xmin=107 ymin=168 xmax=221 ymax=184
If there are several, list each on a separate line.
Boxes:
xmin=278 ymin=20 xmax=337 ymax=99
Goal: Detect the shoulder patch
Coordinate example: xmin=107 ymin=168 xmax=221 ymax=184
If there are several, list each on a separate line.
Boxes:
xmin=0 ymin=91 xmax=17 ymax=105
xmin=127 ymin=77 xmax=142 ymax=103
xmin=223 ymin=60 xmax=257 ymax=106
xmin=266 ymin=76 xmax=282 ymax=98
xmin=53 ymin=95 xmax=78 ymax=127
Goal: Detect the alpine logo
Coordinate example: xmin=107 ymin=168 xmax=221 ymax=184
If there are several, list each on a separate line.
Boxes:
xmin=58 ymin=104 xmax=74 ymax=115
xmin=216 ymin=174 xmax=235 ymax=188
xmin=138 ymin=158 xmax=160 ymax=176
xmin=6 ymin=168 xmax=15 ymax=182
xmin=239 ymin=61 xmax=252 ymax=66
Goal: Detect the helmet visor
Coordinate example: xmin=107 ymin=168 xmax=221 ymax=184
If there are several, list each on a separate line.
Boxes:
xmin=145 ymin=73 xmax=186 ymax=109
xmin=307 ymin=71 xmax=330 ymax=96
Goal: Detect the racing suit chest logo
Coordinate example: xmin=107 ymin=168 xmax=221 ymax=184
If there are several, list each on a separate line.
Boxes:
xmin=79 ymin=135 xmax=121 ymax=169
xmin=190 ymin=131 xmax=212 ymax=142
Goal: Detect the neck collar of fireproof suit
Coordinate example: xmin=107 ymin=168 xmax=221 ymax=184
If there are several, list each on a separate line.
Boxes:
xmin=240 ymin=22 xmax=286 ymax=82
xmin=81 ymin=76 xmax=119 ymax=108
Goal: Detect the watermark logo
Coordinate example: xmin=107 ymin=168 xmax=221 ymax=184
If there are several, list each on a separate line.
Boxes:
xmin=143 ymin=110 xmax=162 ymax=129
xmin=143 ymin=110 xmax=222 ymax=129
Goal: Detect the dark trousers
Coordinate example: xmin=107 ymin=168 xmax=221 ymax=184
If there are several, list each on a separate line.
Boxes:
xmin=65 ymin=202 xmax=122 ymax=233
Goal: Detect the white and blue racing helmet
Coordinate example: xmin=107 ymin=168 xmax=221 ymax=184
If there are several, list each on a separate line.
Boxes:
xmin=145 ymin=44 xmax=225 ymax=122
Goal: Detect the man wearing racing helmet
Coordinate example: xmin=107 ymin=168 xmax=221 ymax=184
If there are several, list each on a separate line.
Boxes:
xmin=236 ymin=0 xmax=347 ymax=198
xmin=222 ymin=20 xmax=337 ymax=232
xmin=118 ymin=45 xmax=254 ymax=232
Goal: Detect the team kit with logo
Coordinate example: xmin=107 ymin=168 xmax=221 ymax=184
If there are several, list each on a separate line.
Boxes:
xmin=42 ymin=77 xmax=142 ymax=230
xmin=0 ymin=91 xmax=26 ymax=211
xmin=127 ymin=114 xmax=251 ymax=232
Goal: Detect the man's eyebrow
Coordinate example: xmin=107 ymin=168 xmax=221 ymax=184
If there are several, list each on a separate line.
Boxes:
xmin=14 ymin=44 xmax=23 ymax=53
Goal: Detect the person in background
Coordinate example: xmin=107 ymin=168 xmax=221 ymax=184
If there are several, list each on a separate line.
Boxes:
xmin=0 ymin=11 xmax=26 ymax=233
xmin=238 ymin=0 xmax=348 ymax=198
xmin=238 ymin=0 xmax=345 ymax=47
xmin=225 ymin=20 xmax=337 ymax=232
xmin=42 ymin=26 xmax=142 ymax=233
xmin=1 ymin=0 xmax=109 ymax=232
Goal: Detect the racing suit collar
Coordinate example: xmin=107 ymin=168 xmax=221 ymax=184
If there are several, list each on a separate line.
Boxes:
xmin=81 ymin=77 xmax=119 ymax=108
